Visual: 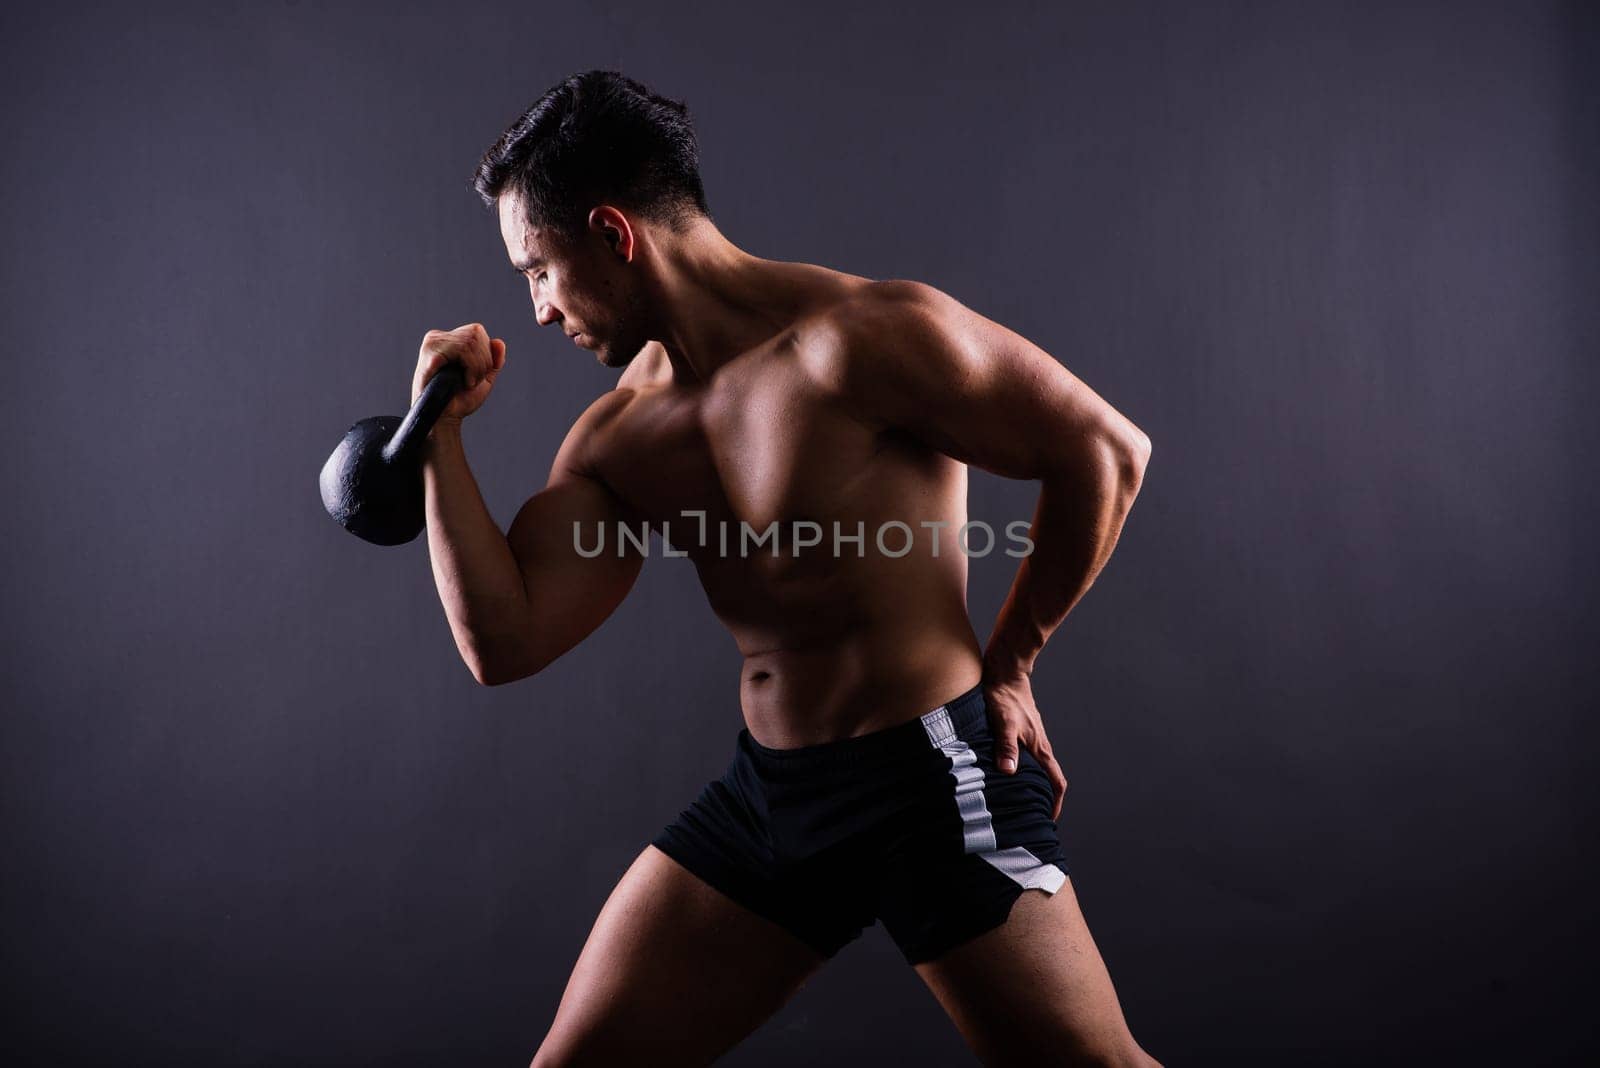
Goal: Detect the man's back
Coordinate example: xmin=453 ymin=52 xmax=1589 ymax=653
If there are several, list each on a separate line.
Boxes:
xmin=578 ymin=263 xmax=985 ymax=747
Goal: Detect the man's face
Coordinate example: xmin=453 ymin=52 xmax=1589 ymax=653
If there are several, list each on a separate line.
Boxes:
xmin=497 ymin=190 xmax=650 ymax=369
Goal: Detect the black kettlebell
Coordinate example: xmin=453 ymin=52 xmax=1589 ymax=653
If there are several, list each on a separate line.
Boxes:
xmin=319 ymin=363 xmax=466 ymax=545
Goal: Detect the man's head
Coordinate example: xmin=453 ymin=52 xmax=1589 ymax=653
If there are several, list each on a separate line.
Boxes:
xmin=473 ymin=71 xmax=710 ymax=368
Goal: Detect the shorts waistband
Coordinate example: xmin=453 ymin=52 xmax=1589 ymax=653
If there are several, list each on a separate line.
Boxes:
xmin=738 ymin=681 xmax=988 ymax=778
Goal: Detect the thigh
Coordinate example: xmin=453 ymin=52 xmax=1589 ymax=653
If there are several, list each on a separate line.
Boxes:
xmin=531 ymin=844 xmax=827 ymax=1068
xmin=911 ymin=878 xmax=1159 ymax=1067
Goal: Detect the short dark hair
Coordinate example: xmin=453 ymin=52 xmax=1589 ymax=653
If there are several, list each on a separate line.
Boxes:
xmin=472 ymin=70 xmax=711 ymax=237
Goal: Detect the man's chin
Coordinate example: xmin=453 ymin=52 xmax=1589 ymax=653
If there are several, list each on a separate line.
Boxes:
xmin=596 ymin=342 xmax=640 ymax=370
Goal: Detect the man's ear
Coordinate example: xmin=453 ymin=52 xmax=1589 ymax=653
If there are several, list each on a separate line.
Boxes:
xmin=588 ymin=205 xmax=635 ymax=262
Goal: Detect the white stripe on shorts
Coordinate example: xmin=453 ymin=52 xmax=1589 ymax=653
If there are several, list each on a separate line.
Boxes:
xmin=920 ymin=705 xmax=1068 ymax=895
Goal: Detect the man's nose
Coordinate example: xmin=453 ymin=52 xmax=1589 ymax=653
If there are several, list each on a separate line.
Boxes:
xmin=534 ymin=302 xmax=559 ymax=327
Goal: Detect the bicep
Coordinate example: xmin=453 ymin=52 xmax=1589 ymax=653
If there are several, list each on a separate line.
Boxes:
xmin=505 ymin=474 xmax=643 ymax=659
xmin=835 ymin=281 xmax=1145 ymax=480
xmin=499 ymin=407 xmax=645 ymax=674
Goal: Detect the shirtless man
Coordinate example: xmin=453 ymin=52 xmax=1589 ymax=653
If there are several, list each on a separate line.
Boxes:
xmin=414 ymin=71 xmax=1157 ymax=1066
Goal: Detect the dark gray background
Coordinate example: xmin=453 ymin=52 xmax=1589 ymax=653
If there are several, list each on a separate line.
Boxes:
xmin=2 ymin=1 xmax=1594 ymax=1064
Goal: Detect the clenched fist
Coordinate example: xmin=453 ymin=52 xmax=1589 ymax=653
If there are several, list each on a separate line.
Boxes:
xmin=411 ymin=322 xmax=507 ymax=426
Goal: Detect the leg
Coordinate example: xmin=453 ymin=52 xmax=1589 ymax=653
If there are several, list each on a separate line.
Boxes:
xmin=912 ymin=878 xmax=1159 ymax=1067
xmin=531 ymin=844 xmax=827 ymax=1067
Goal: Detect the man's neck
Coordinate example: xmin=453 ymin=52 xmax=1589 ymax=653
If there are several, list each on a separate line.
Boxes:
xmin=642 ymin=221 xmax=791 ymax=383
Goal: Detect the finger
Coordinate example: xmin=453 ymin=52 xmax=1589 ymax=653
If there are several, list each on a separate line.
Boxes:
xmin=479 ymin=341 xmax=505 ymax=381
xmin=415 ymin=330 xmax=457 ymax=402
xmin=429 ymin=354 xmax=462 ymax=389
xmin=995 ymin=729 xmax=1019 ymax=774
xmin=439 ymin=325 xmax=485 ymax=384
xmin=1043 ymin=751 xmax=1068 ymax=793
xmin=1049 ymin=764 xmax=1068 ymax=821
xmin=420 ymin=354 xmax=467 ymax=400
xmin=454 ymin=330 xmax=486 ymax=386
xmin=467 ymin=323 xmax=492 ymax=367
xmin=413 ymin=358 xmax=444 ymax=402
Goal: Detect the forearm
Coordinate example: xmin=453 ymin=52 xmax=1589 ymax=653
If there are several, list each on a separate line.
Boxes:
xmin=421 ymin=423 xmax=530 ymax=678
xmin=983 ymin=435 xmax=1149 ymax=679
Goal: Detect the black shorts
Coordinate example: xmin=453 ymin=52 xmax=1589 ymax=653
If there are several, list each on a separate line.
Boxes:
xmin=649 ymin=682 xmax=1069 ymax=966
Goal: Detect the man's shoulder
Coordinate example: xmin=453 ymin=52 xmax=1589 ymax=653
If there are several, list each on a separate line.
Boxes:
xmin=815 ymin=272 xmax=939 ymax=311
xmin=574 ymin=343 xmax=668 ymax=449
xmin=551 ymin=388 xmax=634 ymax=481
xmin=563 ymin=344 xmax=677 ymax=477
xmin=797 ymin=278 xmax=954 ymax=390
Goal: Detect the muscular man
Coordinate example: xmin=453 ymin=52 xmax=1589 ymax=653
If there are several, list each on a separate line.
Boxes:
xmin=416 ymin=71 xmax=1158 ymax=1066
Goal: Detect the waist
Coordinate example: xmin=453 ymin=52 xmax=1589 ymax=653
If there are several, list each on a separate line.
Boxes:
xmin=738 ymin=678 xmax=991 ymax=780
xmin=738 ymin=627 xmax=983 ymax=748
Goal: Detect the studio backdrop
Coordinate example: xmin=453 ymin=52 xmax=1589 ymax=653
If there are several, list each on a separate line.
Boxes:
xmin=1 ymin=1 xmax=1594 ymax=1064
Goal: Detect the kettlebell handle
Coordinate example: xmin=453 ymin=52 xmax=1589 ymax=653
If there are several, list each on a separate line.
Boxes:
xmin=382 ymin=362 xmax=466 ymax=465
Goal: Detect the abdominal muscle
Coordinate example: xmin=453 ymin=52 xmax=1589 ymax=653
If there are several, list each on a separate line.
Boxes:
xmin=735 ymin=615 xmax=985 ymax=749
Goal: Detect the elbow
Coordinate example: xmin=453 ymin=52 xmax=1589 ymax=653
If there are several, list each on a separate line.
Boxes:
xmin=469 ymin=660 xmax=509 ymax=687
xmin=1117 ymin=424 xmax=1152 ymax=488
xmin=466 ymin=646 xmax=546 ymax=687
xmin=1074 ymin=421 xmax=1149 ymax=494
xmin=471 ymin=660 xmax=538 ymax=687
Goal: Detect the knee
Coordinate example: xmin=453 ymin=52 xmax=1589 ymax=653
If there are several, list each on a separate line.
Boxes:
xmin=530 ymin=1024 xmax=634 ymax=1068
xmin=527 ymin=1034 xmax=578 ymax=1068
xmin=1069 ymin=1037 xmax=1161 ymax=1068
xmin=1117 ymin=1044 xmax=1162 ymax=1068
xmin=1047 ymin=1027 xmax=1159 ymax=1068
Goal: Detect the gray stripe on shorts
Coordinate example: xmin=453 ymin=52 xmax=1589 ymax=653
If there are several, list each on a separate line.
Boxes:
xmin=920 ymin=705 xmax=1068 ymax=895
